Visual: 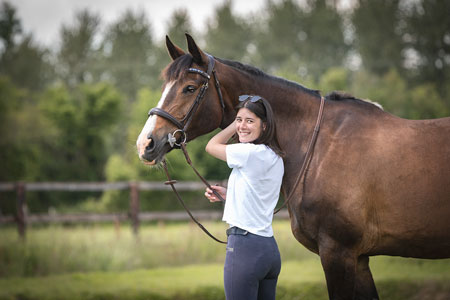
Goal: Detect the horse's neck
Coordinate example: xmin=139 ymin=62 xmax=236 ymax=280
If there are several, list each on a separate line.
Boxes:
xmin=220 ymin=67 xmax=320 ymax=157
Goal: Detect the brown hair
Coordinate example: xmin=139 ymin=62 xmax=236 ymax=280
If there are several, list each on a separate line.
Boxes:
xmin=235 ymin=95 xmax=285 ymax=157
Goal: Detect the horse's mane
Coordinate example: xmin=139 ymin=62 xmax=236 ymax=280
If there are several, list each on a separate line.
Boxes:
xmin=162 ymin=55 xmax=382 ymax=110
xmin=215 ymin=57 xmax=321 ymax=98
xmin=325 ymin=91 xmax=384 ymax=110
xmin=162 ymin=54 xmax=320 ymax=97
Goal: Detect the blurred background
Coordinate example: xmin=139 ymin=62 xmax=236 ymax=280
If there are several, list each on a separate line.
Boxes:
xmin=1 ymin=0 xmax=449 ymax=214
xmin=0 ymin=0 xmax=449 ymax=299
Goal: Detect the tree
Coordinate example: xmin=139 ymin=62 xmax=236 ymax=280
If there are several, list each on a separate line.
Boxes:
xmin=0 ymin=1 xmax=21 ymax=55
xmin=204 ymin=0 xmax=252 ymax=61
xmin=102 ymin=9 xmax=154 ymax=101
xmin=301 ymin=0 xmax=349 ymax=77
xmin=3 ymin=34 xmax=53 ymax=91
xmin=255 ymin=0 xmax=347 ymax=78
xmin=404 ymin=0 xmax=450 ymax=97
xmin=39 ymin=82 xmax=123 ymax=181
xmin=352 ymin=0 xmax=404 ymax=75
xmin=166 ymin=9 xmax=193 ymax=48
xmin=57 ymin=9 xmax=101 ymax=88
xmin=255 ymin=0 xmax=304 ymax=73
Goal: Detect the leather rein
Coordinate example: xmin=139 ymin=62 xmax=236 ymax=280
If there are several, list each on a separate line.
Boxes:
xmin=149 ymin=54 xmax=325 ymax=244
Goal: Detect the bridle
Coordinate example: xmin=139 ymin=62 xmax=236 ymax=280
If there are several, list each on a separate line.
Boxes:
xmin=148 ymin=54 xmax=225 ymax=147
xmin=147 ymin=53 xmax=325 ymax=244
xmin=148 ymin=54 xmax=229 ymax=243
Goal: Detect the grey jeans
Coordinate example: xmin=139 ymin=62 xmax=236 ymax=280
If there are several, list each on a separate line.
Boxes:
xmin=224 ymin=229 xmax=281 ymax=300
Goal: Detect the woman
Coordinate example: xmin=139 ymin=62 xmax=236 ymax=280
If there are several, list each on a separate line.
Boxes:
xmin=205 ymin=95 xmax=285 ymax=300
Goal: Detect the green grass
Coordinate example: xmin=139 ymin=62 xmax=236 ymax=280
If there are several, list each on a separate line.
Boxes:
xmin=0 ymin=221 xmax=316 ymax=277
xmin=0 ymin=260 xmax=449 ymax=300
xmin=0 ymin=221 xmax=449 ymax=299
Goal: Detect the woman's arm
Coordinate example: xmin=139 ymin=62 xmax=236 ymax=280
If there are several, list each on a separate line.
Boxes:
xmin=205 ymin=120 xmax=236 ymax=161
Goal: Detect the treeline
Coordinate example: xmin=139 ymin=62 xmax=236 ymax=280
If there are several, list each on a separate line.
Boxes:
xmin=1 ymin=0 xmax=449 ymax=213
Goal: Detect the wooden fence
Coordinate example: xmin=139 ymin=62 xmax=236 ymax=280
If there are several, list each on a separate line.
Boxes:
xmin=0 ymin=181 xmax=289 ymax=238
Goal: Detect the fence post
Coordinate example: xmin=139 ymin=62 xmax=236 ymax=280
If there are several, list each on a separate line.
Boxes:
xmin=15 ymin=182 xmax=27 ymax=239
xmin=129 ymin=182 xmax=140 ymax=236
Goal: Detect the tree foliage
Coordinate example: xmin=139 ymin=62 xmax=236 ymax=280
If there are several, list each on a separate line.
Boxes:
xmin=57 ymin=10 xmax=100 ymax=88
xmin=102 ymin=9 xmax=154 ymax=101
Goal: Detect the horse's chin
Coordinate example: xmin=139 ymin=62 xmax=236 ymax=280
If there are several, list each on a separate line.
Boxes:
xmin=140 ymin=159 xmax=157 ymax=166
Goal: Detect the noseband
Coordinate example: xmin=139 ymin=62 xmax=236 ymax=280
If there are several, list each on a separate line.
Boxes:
xmin=148 ymin=54 xmax=225 ymax=147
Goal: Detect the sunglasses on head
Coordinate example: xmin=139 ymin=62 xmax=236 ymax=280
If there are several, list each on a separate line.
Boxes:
xmin=239 ymin=95 xmax=262 ymax=103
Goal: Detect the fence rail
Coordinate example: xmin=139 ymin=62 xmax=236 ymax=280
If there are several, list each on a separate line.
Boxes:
xmin=0 ymin=181 xmax=287 ymax=238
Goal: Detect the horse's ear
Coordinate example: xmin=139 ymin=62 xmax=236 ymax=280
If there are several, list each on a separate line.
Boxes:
xmin=186 ymin=33 xmax=208 ymax=66
xmin=166 ymin=35 xmax=185 ymax=60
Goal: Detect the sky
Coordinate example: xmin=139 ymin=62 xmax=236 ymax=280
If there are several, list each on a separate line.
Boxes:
xmin=13 ymin=0 xmax=267 ymax=48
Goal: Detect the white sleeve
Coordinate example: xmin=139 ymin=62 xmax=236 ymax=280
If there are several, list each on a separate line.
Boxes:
xmin=226 ymin=144 xmax=252 ymax=169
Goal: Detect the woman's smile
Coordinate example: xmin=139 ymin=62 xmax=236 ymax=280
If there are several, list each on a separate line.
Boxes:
xmin=236 ymin=108 xmax=263 ymax=143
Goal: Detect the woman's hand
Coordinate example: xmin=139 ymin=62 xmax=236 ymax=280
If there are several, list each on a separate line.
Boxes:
xmin=205 ymin=185 xmax=227 ymax=202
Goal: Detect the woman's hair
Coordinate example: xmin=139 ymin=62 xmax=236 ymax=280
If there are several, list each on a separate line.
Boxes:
xmin=235 ymin=95 xmax=285 ymax=157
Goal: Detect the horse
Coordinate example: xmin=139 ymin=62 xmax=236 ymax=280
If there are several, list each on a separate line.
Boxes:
xmin=136 ymin=34 xmax=450 ymax=300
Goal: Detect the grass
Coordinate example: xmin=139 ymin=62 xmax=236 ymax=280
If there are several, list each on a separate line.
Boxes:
xmin=0 ymin=260 xmax=449 ymax=300
xmin=0 ymin=221 xmax=316 ymax=277
xmin=0 ymin=221 xmax=449 ymax=299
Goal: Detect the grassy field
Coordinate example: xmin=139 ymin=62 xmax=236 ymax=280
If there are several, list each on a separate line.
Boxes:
xmin=0 ymin=221 xmax=449 ymax=299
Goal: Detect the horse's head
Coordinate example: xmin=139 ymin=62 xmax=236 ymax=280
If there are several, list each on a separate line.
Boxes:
xmin=137 ymin=34 xmax=230 ymax=165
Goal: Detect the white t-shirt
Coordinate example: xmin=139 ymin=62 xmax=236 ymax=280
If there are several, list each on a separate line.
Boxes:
xmin=223 ymin=143 xmax=284 ymax=237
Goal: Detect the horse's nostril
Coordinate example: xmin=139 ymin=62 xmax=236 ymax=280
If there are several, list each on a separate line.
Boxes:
xmin=146 ymin=139 xmax=155 ymax=152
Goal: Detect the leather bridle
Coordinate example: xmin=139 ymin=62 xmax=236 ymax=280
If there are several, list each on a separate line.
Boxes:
xmin=148 ymin=54 xmax=225 ymax=147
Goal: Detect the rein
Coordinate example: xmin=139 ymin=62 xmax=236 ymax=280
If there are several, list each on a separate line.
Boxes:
xmin=274 ymin=96 xmax=325 ymax=214
xmin=162 ymin=150 xmax=227 ymax=244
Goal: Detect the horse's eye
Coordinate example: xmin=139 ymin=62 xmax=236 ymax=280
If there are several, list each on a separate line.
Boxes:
xmin=184 ymin=85 xmax=196 ymax=94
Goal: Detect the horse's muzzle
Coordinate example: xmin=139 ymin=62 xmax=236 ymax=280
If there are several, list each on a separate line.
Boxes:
xmin=138 ymin=135 xmax=171 ymax=165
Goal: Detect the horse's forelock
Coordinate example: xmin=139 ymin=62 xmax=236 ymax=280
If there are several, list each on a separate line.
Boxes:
xmin=161 ymin=54 xmax=194 ymax=82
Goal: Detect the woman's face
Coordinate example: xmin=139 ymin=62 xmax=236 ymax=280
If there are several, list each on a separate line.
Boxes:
xmin=235 ymin=108 xmax=264 ymax=143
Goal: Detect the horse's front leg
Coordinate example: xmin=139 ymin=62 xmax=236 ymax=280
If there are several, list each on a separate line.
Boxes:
xmin=319 ymin=238 xmax=358 ymax=300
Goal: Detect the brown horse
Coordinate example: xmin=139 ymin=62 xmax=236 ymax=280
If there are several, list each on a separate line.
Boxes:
xmin=136 ymin=34 xmax=450 ymax=300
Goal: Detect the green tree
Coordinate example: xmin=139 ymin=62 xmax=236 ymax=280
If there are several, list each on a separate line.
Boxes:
xmin=0 ymin=1 xmax=21 ymax=55
xmin=39 ymin=82 xmax=123 ymax=181
xmin=3 ymin=35 xmax=53 ymax=90
xmin=255 ymin=0 xmax=304 ymax=72
xmin=57 ymin=9 xmax=101 ymax=88
xmin=204 ymin=0 xmax=252 ymax=61
xmin=301 ymin=0 xmax=349 ymax=77
xmin=0 ymin=76 xmax=27 ymax=181
xmin=102 ymin=9 xmax=154 ymax=101
xmin=404 ymin=0 xmax=450 ymax=97
xmin=255 ymin=0 xmax=347 ymax=77
xmin=409 ymin=83 xmax=449 ymax=119
xmin=352 ymin=0 xmax=404 ymax=75
xmin=0 ymin=2 xmax=52 ymax=91
xmin=166 ymin=9 xmax=193 ymax=48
